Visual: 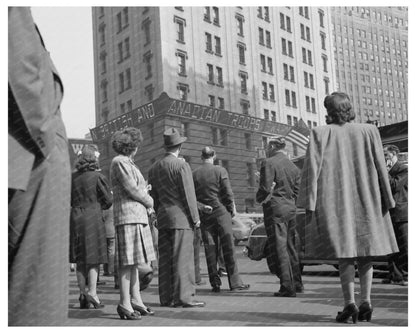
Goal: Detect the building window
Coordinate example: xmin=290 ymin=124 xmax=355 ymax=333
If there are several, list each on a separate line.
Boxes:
xmin=263 ymin=109 xmax=269 ymax=120
xmin=288 ymin=41 xmax=293 ymax=57
xmin=271 ymin=110 xmax=276 ymax=122
xmin=176 ymin=50 xmax=187 ymax=76
xmin=218 ymin=97 xmax=225 ymax=109
xmin=260 ymin=54 xmax=266 ymax=72
xmin=212 ymin=127 xmax=218 ymax=145
xmin=100 ymin=80 xmax=108 ymax=102
xmin=207 ymin=64 xmax=214 ymax=83
xmin=264 ymin=7 xmax=270 ymax=21
xmin=282 ymin=38 xmax=287 ymax=55
xmin=145 ymin=84 xmax=154 ymax=101
xmin=267 ymin=57 xmax=273 ymax=74
xmin=205 ymin=33 xmax=212 ymax=52
xmin=291 ymin=91 xmax=297 ymax=108
xmin=285 ymin=89 xmax=291 ymax=106
xmin=126 ymin=99 xmax=132 ymax=113
xmin=262 ymin=82 xmax=268 ymax=99
xmin=142 ymin=18 xmax=151 ymax=45
xmin=238 ymin=42 xmax=246 ymax=64
xmin=293 ymin=116 xmax=298 ymax=126
xmin=309 ymin=73 xmax=314 ymax=89
xmin=307 ymin=50 xmax=313 ymax=66
xmin=99 ymin=51 xmax=107 ymax=74
xmin=216 ymin=66 xmax=223 ymax=86
xmin=214 ymin=36 xmax=221 ymax=55
xmin=265 ymin=30 xmax=271 ymax=48
xmin=99 ymin=23 xmax=106 ymax=45
xmin=307 ymin=120 xmax=312 ymax=129
xmin=286 ymin=16 xmax=291 ymax=32
xmin=117 ymin=42 xmax=123 ymax=63
xmin=174 ymin=16 xmax=186 ymax=43
xmin=247 ymin=163 xmax=255 ymax=187
xmin=257 ymin=6 xmax=263 ymax=18
xmin=213 ymin=7 xmax=219 ymax=25
xmin=259 ymin=27 xmax=264 ymax=45
xmin=143 ymin=51 xmax=153 ymax=79
xmin=118 ymin=72 xmax=125 ymax=93
xmin=306 ymin=26 xmax=311 ymax=42
xmin=318 ymin=10 xmax=325 ymax=27
xmin=269 ymin=84 xmax=275 ymax=101
xmin=283 ymin=63 xmax=289 ymax=80
xmin=289 ymin=66 xmax=295 ymax=82
xmin=204 ymin=7 xmax=211 ymax=22
xmin=180 ymin=122 xmax=190 ymax=138
xmin=322 ymin=55 xmax=328 ymax=72
xmin=324 ymin=77 xmax=330 ymax=95
xmin=239 ymin=71 xmax=248 ymax=94
xmin=236 ymin=14 xmax=244 ymax=36
xmin=123 ymin=7 xmax=129 ymax=28
xmin=240 ymin=99 xmax=250 ymax=114
xmin=287 ymin=115 xmax=292 ymax=126
xmin=116 ymin=12 xmax=122 ymax=33
xmin=245 ymin=133 xmax=252 ymax=150
xmin=177 ymin=83 xmax=189 ymax=100
xmin=208 ymin=95 xmax=215 ymax=107
xmin=125 ymin=68 xmax=131 ymax=90
xmin=320 ymin=32 xmax=326 ymax=50
xmin=306 ymin=96 xmax=311 ymax=112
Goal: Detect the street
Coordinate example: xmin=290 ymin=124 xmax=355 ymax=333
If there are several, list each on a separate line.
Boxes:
xmin=66 ymin=245 xmax=408 ymax=326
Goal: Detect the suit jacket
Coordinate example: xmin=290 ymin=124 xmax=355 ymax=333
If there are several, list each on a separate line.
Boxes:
xmin=110 ymin=155 xmax=153 ymax=226
xmin=388 ymin=161 xmax=408 ymax=222
xmin=256 ymin=151 xmax=300 ymax=222
xmin=148 ymin=153 xmax=199 ymax=229
xmin=193 ymin=163 xmax=234 ymax=218
xmin=8 ymin=7 xmax=67 ymax=191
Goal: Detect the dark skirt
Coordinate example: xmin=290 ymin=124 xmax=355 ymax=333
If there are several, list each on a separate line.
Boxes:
xmin=69 ymin=206 xmax=108 ymax=264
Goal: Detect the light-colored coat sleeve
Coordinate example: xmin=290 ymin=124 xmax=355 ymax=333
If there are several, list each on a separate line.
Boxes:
xmin=297 ymin=128 xmax=323 ymax=211
xmin=113 ymin=158 xmax=153 ymax=209
xmin=370 ymin=126 xmax=395 ymax=214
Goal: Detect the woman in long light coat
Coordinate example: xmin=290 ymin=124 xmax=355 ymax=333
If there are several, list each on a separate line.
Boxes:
xmin=297 ymin=92 xmax=398 ymax=324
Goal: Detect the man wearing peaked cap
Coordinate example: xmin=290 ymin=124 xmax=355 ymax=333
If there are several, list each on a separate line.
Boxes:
xmin=148 ymin=128 xmax=206 ymax=308
xmin=193 ymin=147 xmax=250 ymax=292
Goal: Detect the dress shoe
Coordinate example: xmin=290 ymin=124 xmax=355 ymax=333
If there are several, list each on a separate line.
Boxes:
xmin=131 ymin=303 xmax=155 ymax=316
xmin=85 ymin=294 xmax=105 ymax=309
xmin=358 ymin=302 xmax=373 ymax=322
xmin=273 ymin=289 xmax=296 ymax=297
xmin=212 ymin=285 xmax=221 ymax=292
xmin=335 ymin=303 xmax=359 ymax=324
xmin=79 ymin=294 xmax=90 ymax=309
xmin=174 ymin=300 xmax=206 ymax=308
xmin=117 ymin=304 xmax=141 ymax=320
xmin=230 ymin=284 xmax=250 ymax=291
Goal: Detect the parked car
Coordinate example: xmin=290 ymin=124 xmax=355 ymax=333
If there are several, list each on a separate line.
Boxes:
xmin=231 ymin=214 xmax=257 ymax=245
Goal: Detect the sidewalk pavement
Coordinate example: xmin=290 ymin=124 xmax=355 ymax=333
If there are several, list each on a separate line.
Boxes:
xmin=65 ymin=246 xmax=408 ymax=326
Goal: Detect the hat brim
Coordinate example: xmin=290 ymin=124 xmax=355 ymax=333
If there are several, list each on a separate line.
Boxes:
xmin=164 ymin=136 xmax=187 ymax=147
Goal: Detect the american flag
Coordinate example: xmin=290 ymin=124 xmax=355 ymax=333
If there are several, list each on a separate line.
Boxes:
xmin=285 ymin=119 xmax=311 ymax=151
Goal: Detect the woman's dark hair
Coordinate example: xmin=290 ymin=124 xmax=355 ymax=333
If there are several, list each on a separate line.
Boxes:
xmin=111 ymin=127 xmax=143 ymax=156
xmin=75 ymin=145 xmax=100 ymax=172
xmin=324 ymin=92 xmax=355 ymax=125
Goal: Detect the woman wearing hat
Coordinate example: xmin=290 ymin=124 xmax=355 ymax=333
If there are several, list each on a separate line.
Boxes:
xmin=110 ymin=127 xmax=156 ymax=320
xmin=69 ymin=145 xmax=112 ymax=309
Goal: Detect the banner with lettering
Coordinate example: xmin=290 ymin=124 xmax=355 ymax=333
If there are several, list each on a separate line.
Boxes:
xmin=90 ymin=92 xmax=291 ymax=142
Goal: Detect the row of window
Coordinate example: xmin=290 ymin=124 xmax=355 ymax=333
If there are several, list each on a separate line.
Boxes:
xmin=339 ymin=7 xmax=408 ymax=27
xmin=334 ymin=39 xmax=407 ymax=57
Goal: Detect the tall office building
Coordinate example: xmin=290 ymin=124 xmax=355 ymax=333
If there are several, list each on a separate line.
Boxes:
xmin=331 ymin=6 xmax=408 ymax=126
xmin=91 ymin=6 xmax=336 ymax=211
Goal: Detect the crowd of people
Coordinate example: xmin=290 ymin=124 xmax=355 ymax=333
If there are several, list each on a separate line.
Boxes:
xmin=8 ymin=7 xmax=407 ymax=326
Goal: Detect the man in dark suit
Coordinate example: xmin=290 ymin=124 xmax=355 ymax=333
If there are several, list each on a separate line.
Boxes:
xmin=193 ymin=147 xmax=250 ymax=292
xmin=382 ymin=145 xmax=408 ymax=286
xmin=256 ymin=137 xmax=303 ymax=297
xmin=148 ymin=128 xmax=205 ymax=308
xmin=8 ymin=7 xmax=71 ymax=325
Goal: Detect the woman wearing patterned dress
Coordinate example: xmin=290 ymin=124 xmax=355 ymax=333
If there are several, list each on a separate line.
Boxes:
xmin=110 ymin=127 xmax=156 ymax=320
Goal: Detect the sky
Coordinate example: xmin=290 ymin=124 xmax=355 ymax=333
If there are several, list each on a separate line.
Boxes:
xmin=31 ymin=7 xmax=95 ymax=139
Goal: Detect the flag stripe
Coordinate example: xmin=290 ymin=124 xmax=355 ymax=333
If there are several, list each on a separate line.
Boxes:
xmin=286 ymin=128 xmax=309 ymax=150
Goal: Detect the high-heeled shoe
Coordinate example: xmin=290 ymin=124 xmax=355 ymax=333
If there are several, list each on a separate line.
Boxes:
xmin=117 ymin=304 xmax=141 ymax=320
xmin=86 ymin=294 xmax=105 ymax=309
xmin=336 ymin=303 xmax=359 ymax=324
xmin=131 ymin=303 xmax=155 ymax=316
xmin=79 ymin=294 xmax=90 ymax=309
xmin=358 ymin=302 xmax=373 ymax=322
